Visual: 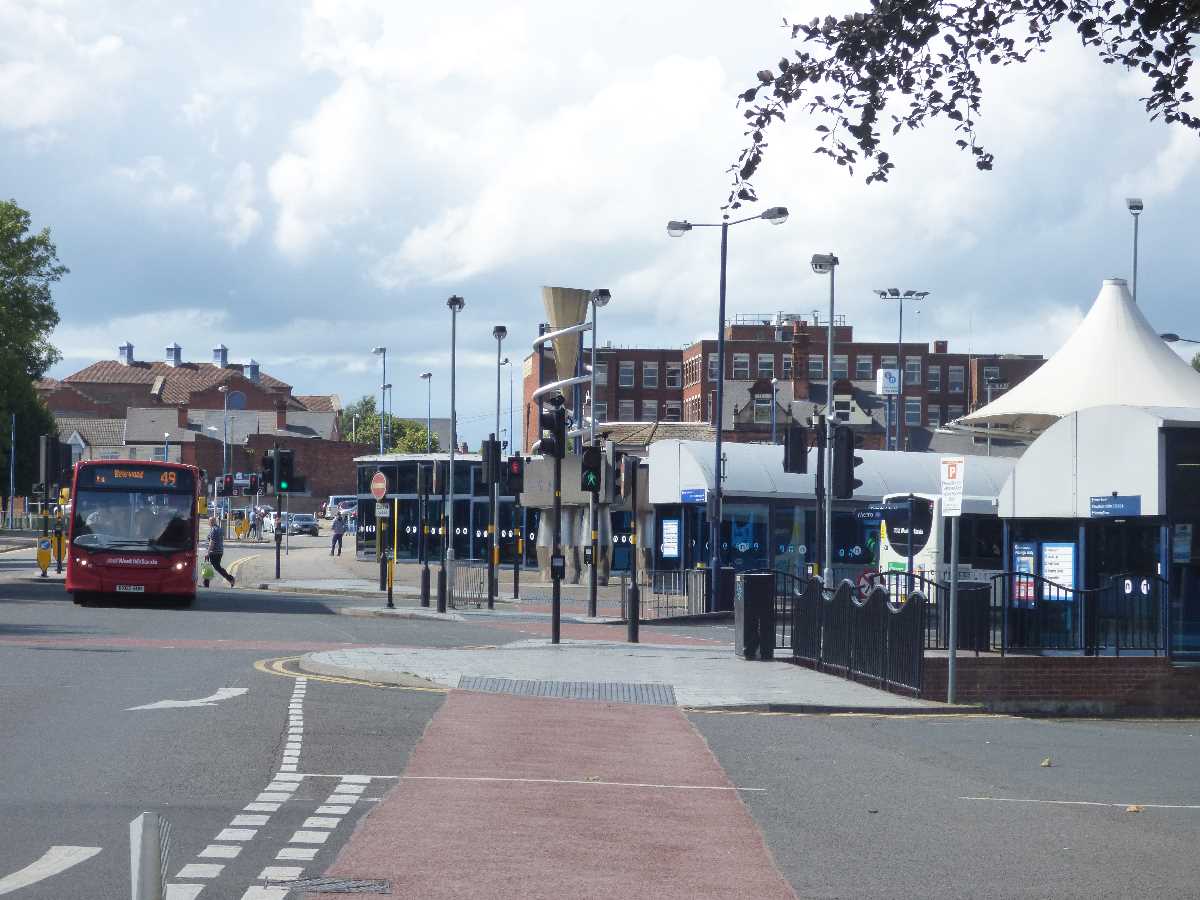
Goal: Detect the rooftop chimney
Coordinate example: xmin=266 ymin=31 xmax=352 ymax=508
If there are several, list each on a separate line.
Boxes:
xmin=119 ymin=342 xmax=134 ymax=366
xmin=276 ymin=401 xmax=288 ymax=431
xmin=176 ymin=406 xmax=189 ymax=428
xmin=933 ymin=340 xmax=948 ymax=354
xmin=166 ymin=343 xmax=183 ymax=367
xmin=247 ymin=359 xmax=261 ymax=383
xmin=212 ymin=344 xmax=229 ymax=367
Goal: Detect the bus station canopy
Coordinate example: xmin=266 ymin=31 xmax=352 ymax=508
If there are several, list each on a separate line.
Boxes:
xmin=961 ymin=278 xmax=1200 ymax=434
xmin=648 ymin=440 xmax=1014 ymax=510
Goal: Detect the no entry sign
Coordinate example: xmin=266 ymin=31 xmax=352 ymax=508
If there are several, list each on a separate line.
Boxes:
xmin=370 ymin=471 xmax=388 ymax=500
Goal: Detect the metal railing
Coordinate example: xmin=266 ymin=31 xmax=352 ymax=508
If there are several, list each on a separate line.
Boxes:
xmin=450 ymin=559 xmax=488 ymax=609
xmin=619 ymin=569 xmax=709 ymax=620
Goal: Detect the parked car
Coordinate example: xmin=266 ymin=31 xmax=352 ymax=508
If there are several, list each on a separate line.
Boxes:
xmin=288 ymin=513 xmax=320 ymax=536
xmin=325 ymin=495 xmax=357 ymax=519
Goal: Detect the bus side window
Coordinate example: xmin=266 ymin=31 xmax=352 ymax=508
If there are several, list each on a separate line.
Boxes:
xmin=974 ymin=518 xmax=1003 ymax=563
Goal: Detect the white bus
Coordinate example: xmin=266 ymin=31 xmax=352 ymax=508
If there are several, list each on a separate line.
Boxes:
xmin=877 ymin=491 xmax=1004 ymax=584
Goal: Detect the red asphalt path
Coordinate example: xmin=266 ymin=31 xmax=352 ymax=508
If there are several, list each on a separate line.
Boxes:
xmin=306 ymin=691 xmax=796 ymax=900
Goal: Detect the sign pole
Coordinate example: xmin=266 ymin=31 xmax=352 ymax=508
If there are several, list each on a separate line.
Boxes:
xmin=948 ymin=516 xmax=959 ymax=705
xmin=940 ymin=455 xmax=966 ymax=706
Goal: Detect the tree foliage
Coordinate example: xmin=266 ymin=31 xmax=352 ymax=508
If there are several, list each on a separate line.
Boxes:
xmin=338 ymin=395 xmax=440 ymax=453
xmin=1191 ymin=351 xmax=1200 ymax=373
xmin=731 ymin=1 xmax=1199 ymax=201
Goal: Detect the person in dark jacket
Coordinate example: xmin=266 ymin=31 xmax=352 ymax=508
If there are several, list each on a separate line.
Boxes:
xmin=206 ymin=516 xmax=236 ymax=587
xmin=331 ymin=514 xmax=347 ymax=556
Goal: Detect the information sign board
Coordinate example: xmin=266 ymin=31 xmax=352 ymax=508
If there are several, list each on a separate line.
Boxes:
xmin=876 ymin=368 xmax=900 ymax=396
xmin=661 ymin=519 xmax=680 ymax=559
xmin=1040 ymin=542 xmax=1076 ymax=600
xmin=939 ymin=456 xmax=965 ymax=518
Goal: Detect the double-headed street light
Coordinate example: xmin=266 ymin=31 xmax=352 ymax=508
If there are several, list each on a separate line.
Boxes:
xmin=874 ymin=288 xmax=930 ymax=451
xmin=666 ymin=206 xmax=788 ymax=611
xmin=491 ymin=325 xmax=508 ymax=607
xmin=419 ymin=372 xmax=433 ymax=452
xmin=1128 ymin=198 xmax=1143 ymax=305
xmin=372 ymin=346 xmax=387 ymax=454
xmin=813 ymin=252 xmax=839 ymax=589
xmin=445 ymin=295 xmax=465 ymax=605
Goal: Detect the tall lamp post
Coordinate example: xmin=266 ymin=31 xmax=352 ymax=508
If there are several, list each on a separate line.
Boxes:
xmin=419 ymin=372 xmax=433 ymax=451
xmin=491 ymin=325 xmax=507 ymax=608
xmin=813 ymin=253 xmax=839 ymax=588
xmin=874 ymin=288 xmax=930 ymax=451
xmin=381 ymin=384 xmax=392 ymax=449
xmin=1127 ymin=197 xmax=1143 ymax=305
xmin=217 ymin=384 xmax=230 ymax=479
xmin=587 ymin=289 xmax=611 ymax=619
xmin=500 ymin=358 xmax=512 ymax=450
xmin=667 ymin=206 xmax=788 ymax=610
xmin=446 ymin=296 xmax=465 ymax=605
xmin=372 ymin=346 xmax=387 ymax=454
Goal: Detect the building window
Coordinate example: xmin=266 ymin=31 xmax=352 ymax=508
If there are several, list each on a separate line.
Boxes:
xmin=782 ymin=355 xmax=793 ymax=378
xmin=881 ymin=355 xmax=897 ymax=374
xmin=666 ymin=363 xmax=682 ymax=388
xmin=153 ymin=445 xmax=167 ymax=462
xmin=707 ymin=354 xmax=718 ymax=381
xmin=100 ymin=449 xmax=121 ymax=460
xmin=855 ymin=356 xmax=873 ymax=380
xmin=643 ymin=362 xmax=658 ymax=388
xmin=927 ymin=365 xmax=941 ymax=392
xmin=708 ymin=391 xmax=716 ymax=423
xmin=904 ymin=397 xmax=922 ymax=426
xmin=948 ymin=365 xmax=965 ymax=393
xmin=834 ymin=399 xmax=852 ymax=422
xmin=947 ymin=404 xmax=964 ymax=420
xmin=983 ymin=365 xmax=1000 ymax=381
xmin=618 ymin=399 xmax=635 ymax=421
xmin=594 ymin=401 xmax=607 ymax=422
xmin=753 ymin=395 xmax=772 ymax=424
xmin=757 ymin=354 xmax=774 ymax=379
xmin=642 ymin=400 xmax=658 ymax=421
xmin=927 ymin=404 xmax=941 ymax=427
xmin=808 ymin=355 xmax=824 ymax=378
xmin=832 ymin=355 xmax=849 ymax=380
xmin=905 ymin=356 xmax=922 ymax=386
xmin=733 ymin=353 xmax=750 ymax=379
xmin=618 ymin=361 xmax=634 ymax=388
xmin=595 ymin=362 xmax=608 ymax=386
xmin=126 ymin=446 xmax=138 ymax=460
xmin=664 ymin=401 xmax=681 ymax=421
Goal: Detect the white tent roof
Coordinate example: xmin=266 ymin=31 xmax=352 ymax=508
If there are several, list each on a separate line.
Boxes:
xmin=960 ymin=278 xmax=1200 ymax=433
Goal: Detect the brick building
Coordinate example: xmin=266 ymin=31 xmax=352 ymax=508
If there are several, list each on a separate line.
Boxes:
xmin=524 ymin=312 xmax=1044 ymax=453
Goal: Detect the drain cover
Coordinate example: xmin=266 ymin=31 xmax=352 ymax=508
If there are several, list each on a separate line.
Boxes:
xmin=458 ymin=676 xmax=676 ymax=706
xmin=274 ymin=876 xmax=391 ymax=894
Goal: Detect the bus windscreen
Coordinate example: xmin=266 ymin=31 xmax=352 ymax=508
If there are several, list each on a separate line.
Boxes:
xmin=881 ymin=498 xmax=933 ymax=557
xmin=73 ymin=491 xmax=195 ymax=553
xmin=76 ymin=465 xmax=195 ymax=493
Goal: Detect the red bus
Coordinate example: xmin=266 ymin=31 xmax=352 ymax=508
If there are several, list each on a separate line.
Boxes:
xmin=66 ymin=460 xmax=202 ymax=606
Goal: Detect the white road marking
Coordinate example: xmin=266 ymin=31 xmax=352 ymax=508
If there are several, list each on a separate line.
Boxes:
xmin=332 ymin=783 xmax=366 ymax=794
xmin=274 ymin=774 xmax=304 ymax=782
xmin=199 ymin=844 xmax=241 ymax=859
xmin=276 ymin=847 xmax=318 ymax=861
xmin=326 ymin=794 xmax=361 ymax=805
xmin=240 ymin=888 xmax=289 ymax=899
xmin=315 ymin=805 xmax=352 ymax=815
xmin=961 ymin=796 xmax=1200 ymax=810
xmin=0 ymin=846 xmax=102 ymax=896
xmin=244 ymin=802 xmax=281 ymax=813
xmin=128 ymin=687 xmax=248 ymax=710
xmin=259 ymin=865 xmax=304 ymax=881
xmin=176 ymin=863 xmax=224 ymax=879
xmin=215 ymin=828 xmax=257 ymax=842
xmin=302 ymin=816 xmax=340 ymax=829
xmin=399 ymin=774 xmax=766 ymax=791
xmin=165 ymin=886 xmax=204 ymax=899
xmin=288 ymin=830 xmax=330 ymax=844
xmin=231 ymin=814 xmax=270 ymax=827
xmin=256 ymin=792 xmax=290 ymax=802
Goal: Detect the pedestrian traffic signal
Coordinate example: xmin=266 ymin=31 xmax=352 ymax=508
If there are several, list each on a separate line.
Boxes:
xmin=618 ymin=454 xmax=638 ymax=501
xmin=533 ymin=395 xmax=567 ymax=459
xmin=831 ymin=425 xmax=863 ymax=499
xmin=261 ymin=450 xmax=275 ymax=488
xmin=503 ymin=456 xmax=524 ymax=496
xmin=783 ymin=424 xmax=808 ymax=474
xmin=276 ymin=449 xmax=295 ymax=492
xmin=223 ymin=474 xmax=234 ymax=497
xmin=248 ymin=473 xmax=259 ymax=494
xmin=480 ymin=437 xmax=501 ymax=485
xmin=581 ymin=445 xmax=601 ymax=493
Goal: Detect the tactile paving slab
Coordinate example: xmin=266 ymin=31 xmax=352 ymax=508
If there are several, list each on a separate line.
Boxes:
xmin=458 ymin=676 xmax=677 ymax=706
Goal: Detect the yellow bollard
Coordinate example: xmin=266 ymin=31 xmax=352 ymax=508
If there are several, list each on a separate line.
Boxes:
xmin=36 ymin=537 xmax=52 ymax=577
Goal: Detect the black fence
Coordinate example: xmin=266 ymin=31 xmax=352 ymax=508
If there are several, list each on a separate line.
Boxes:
xmin=789 ymin=578 xmax=924 ymax=695
xmin=619 ymin=569 xmax=709 ymax=620
xmin=450 ymin=560 xmax=488 ymax=609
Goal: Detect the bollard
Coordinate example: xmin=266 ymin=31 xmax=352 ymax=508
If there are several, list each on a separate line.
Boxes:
xmin=420 ymin=563 xmax=430 ymax=607
xmin=130 ymin=811 xmax=171 ymax=900
xmin=436 ymin=566 xmax=447 ymax=614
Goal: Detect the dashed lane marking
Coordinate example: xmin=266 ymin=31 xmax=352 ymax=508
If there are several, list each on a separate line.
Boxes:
xmin=254 ymin=655 xmax=449 ymax=693
xmin=962 ymin=796 xmax=1200 ymax=811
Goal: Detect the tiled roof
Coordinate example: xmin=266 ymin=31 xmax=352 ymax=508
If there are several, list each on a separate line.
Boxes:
xmin=123 ymin=408 xmax=200 ymax=443
xmin=36 ymin=377 xmax=60 ymax=391
xmin=188 ymin=409 xmax=337 ymax=442
xmin=295 ymin=394 xmax=340 ymax=413
xmin=599 ymin=421 xmax=716 ymax=448
xmin=64 ymin=360 xmax=290 ymax=405
xmin=55 ymin=417 xmax=126 ymax=447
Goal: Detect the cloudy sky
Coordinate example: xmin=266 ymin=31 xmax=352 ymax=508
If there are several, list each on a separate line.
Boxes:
xmin=5 ymin=0 xmax=1198 ymax=448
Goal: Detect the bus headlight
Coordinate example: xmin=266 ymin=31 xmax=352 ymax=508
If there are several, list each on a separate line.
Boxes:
xmin=75 ymin=557 xmax=88 ymax=567
xmin=175 ymin=561 xmax=187 ymax=571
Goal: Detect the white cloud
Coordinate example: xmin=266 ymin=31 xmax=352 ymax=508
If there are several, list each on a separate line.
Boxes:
xmin=212 ymin=161 xmax=262 ymax=246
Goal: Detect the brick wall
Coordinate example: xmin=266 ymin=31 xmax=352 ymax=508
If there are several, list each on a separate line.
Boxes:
xmin=922 ymin=655 xmax=1200 ymax=716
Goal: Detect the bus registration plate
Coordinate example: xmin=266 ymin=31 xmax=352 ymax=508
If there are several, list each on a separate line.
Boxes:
xmin=115 ymin=584 xmax=145 ymax=593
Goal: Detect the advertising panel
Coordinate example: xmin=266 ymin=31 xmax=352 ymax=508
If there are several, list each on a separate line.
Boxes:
xmin=1012 ymin=542 xmax=1037 ymax=609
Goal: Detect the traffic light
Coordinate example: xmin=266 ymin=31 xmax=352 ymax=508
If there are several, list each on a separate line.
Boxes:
xmin=783 ymin=424 xmax=808 ymax=474
xmin=417 ymin=463 xmax=429 ymax=496
xmin=248 ymin=473 xmax=259 ymax=494
xmin=533 ymin=395 xmax=567 ymax=459
xmin=580 ymin=445 xmax=601 ymax=493
xmin=432 ymin=460 xmax=449 ymax=496
xmin=223 ymin=474 xmax=234 ymax=497
xmin=503 ymin=456 xmax=524 ymax=496
xmin=618 ymin=454 xmax=637 ymax=501
xmin=831 ymin=425 xmax=863 ymax=499
xmin=481 ymin=437 xmax=500 ymax=485
xmin=276 ymin=449 xmax=295 ymax=492
xmin=261 ymin=450 xmax=275 ymax=488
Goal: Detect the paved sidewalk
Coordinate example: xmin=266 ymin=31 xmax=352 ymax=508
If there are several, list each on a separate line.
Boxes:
xmin=305 ymin=691 xmax=798 ymax=900
xmin=301 ymin=639 xmax=951 ymax=711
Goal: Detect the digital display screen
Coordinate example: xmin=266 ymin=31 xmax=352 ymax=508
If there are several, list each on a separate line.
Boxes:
xmin=77 ymin=465 xmax=194 ymax=493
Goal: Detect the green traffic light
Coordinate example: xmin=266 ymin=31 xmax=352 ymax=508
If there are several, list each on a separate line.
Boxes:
xmin=279 ymin=480 xmax=288 ymax=491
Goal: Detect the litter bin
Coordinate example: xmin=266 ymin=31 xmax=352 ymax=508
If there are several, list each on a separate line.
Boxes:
xmin=716 ymin=566 xmax=736 ymax=612
xmin=945 ymin=582 xmax=990 ymax=652
xmin=735 ymin=572 xmax=776 ymax=660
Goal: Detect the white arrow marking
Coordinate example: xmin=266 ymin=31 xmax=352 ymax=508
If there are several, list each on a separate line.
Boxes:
xmin=128 ymin=687 xmax=248 ymax=710
xmin=0 ymin=846 xmax=102 ymax=895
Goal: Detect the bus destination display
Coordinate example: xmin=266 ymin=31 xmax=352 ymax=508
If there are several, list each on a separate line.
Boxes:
xmin=79 ymin=465 xmax=194 ymax=492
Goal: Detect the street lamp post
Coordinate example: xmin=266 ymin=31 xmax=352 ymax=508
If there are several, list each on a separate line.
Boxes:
xmin=420 ymin=372 xmax=433 ymax=451
xmin=446 ymin=296 xmax=465 ymax=605
xmin=587 ymin=289 xmax=611 ymax=619
xmin=381 ymin=384 xmax=392 ymax=450
xmin=499 ymin=358 xmax=512 ymax=450
xmin=491 ymin=325 xmax=507 ymax=609
xmin=162 ymin=432 xmax=170 ymax=461
xmin=813 ymin=253 xmax=839 ymax=588
xmin=667 ymin=206 xmax=788 ymax=610
xmin=1128 ymin=198 xmax=1143 ymax=304
xmin=874 ymin=289 xmax=930 ymax=451
xmin=372 ymin=347 xmax=387 ymax=454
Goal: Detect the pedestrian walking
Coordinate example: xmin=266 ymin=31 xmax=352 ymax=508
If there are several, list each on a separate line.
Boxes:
xmin=206 ymin=515 xmax=236 ymax=587
xmin=331 ymin=513 xmax=347 ymax=556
